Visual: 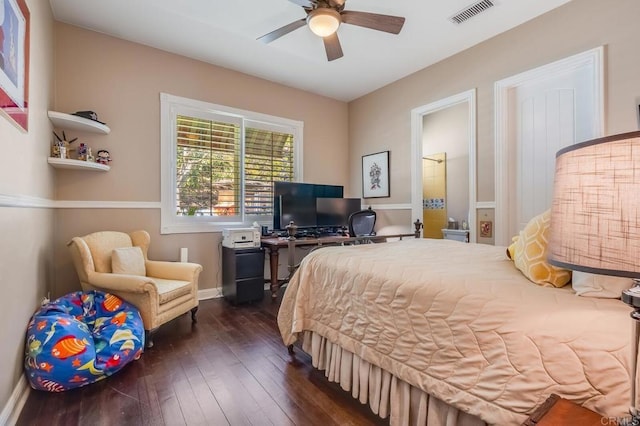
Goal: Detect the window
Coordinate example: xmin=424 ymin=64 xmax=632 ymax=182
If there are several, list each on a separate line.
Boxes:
xmin=160 ymin=93 xmax=303 ymax=234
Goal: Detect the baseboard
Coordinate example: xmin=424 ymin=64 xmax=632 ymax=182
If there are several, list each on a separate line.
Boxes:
xmin=198 ymin=287 xmax=222 ymax=300
xmin=199 ymin=285 xmax=273 ymax=299
xmin=0 ymin=375 xmax=29 ymax=426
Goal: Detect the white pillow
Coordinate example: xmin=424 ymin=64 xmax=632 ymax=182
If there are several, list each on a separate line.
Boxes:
xmin=112 ymin=246 xmax=146 ymax=276
xmin=572 ymin=271 xmax=634 ymax=298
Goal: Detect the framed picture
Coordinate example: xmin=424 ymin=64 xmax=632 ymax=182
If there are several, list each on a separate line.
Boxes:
xmin=0 ymin=0 xmax=30 ymax=132
xmin=362 ymin=150 xmax=390 ymax=198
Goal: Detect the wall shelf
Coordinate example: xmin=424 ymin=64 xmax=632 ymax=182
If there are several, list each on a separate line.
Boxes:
xmin=48 ymin=111 xmax=110 ymax=134
xmin=47 ymin=158 xmax=110 ymax=171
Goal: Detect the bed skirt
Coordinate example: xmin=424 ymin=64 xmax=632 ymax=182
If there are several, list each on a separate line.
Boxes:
xmin=301 ymin=331 xmax=487 ymax=426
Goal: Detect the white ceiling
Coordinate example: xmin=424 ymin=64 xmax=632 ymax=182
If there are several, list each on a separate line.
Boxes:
xmin=48 ymin=0 xmax=570 ymax=102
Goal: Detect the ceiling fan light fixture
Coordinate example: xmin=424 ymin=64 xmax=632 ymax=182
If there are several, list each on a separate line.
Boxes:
xmin=307 ymin=9 xmax=341 ymax=37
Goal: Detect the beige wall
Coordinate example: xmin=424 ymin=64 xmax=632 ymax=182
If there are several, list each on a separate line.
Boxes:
xmin=52 ymin=23 xmax=349 ymax=296
xmin=0 ymin=0 xmax=54 ymax=418
xmin=349 ymin=0 xmax=640 ymax=235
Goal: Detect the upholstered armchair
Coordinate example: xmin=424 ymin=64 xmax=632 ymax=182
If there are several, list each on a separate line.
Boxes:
xmin=67 ymin=230 xmax=202 ymax=348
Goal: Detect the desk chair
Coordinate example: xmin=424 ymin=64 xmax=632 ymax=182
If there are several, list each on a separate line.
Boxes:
xmin=348 ymin=209 xmax=377 ymax=237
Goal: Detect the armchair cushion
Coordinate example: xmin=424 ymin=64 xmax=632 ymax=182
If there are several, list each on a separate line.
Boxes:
xmin=112 ymin=247 xmax=146 ymax=276
xmin=152 ymin=278 xmax=192 ymax=304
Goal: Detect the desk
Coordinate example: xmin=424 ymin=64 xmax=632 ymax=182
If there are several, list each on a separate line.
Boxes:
xmin=261 ymin=228 xmax=421 ymax=299
xmin=262 ymin=235 xmax=346 ymax=299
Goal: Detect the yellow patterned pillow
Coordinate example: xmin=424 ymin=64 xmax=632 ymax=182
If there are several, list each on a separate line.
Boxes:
xmin=510 ymin=210 xmax=571 ymax=287
xmin=506 ymin=236 xmax=518 ymax=260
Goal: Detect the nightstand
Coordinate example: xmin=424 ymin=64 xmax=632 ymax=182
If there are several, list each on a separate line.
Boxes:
xmin=523 ymin=394 xmax=616 ymax=425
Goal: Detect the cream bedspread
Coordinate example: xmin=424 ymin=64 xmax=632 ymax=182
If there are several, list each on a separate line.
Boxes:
xmin=277 ymin=239 xmax=632 ymax=425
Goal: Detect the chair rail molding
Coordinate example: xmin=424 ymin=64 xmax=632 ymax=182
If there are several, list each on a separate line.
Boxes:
xmin=55 ymin=201 xmax=162 ymax=209
xmin=476 ymin=201 xmax=496 ymax=209
xmin=0 ymin=193 xmax=161 ymax=209
xmin=0 ymin=193 xmax=55 ymax=208
xmin=363 ymin=203 xmax=412 ymax=210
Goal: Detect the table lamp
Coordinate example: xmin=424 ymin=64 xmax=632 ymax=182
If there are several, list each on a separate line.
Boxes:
xmin=547 ymin=131 xmax=640 ymax=423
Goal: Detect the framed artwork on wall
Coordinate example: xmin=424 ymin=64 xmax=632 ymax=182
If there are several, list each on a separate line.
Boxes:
xmin=0 ymin=0 xmax=30 ymax=132
xmin=480 ymin=220 xmax=493 ymax=238
xmin=362 ymin=150 xmax=390 ymax=198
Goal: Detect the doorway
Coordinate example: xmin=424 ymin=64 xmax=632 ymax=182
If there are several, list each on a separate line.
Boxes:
xmin=411 ymin=89 xmax=477 ymax=242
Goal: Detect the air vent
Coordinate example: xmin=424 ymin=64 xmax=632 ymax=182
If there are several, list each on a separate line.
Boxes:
xmin=449 ymin=0 xmax=495 ymax=24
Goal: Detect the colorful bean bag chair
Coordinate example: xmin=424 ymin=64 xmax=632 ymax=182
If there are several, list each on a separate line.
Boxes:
xmin=24 ymin=290 xmax=145 ymax=392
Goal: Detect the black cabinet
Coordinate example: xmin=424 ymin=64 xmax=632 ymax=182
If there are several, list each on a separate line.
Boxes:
xmin=222 ymin=247 xmax=265 ymax=304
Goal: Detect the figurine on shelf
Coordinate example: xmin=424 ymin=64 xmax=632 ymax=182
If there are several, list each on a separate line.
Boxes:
xmin=86 ymin=147 xmax=95 ymax=162
xmin=96 ymin=150 xmax=111 ymax=165
xmin=52 ymin=131 xmax=77 ymax=158
xmin=51 ymin=141 xmax=62 ymax=158
xmin=77 ymin=143 xmax=88 ymax=161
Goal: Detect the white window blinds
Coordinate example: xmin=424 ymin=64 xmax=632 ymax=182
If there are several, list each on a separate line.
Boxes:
xmin=244 ymin=121 xmax=295 ymax=218
xmin=174 ymin=116 xmax=295 ymax=221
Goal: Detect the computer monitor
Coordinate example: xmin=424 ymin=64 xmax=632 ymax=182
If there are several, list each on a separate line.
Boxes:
xmin=272 ymin=182 xmax=344 ymax=230
xmin=316 ymin=198 xmax=362 ymax=228
xmin=279 ymin=195 xmax=317 ymax=229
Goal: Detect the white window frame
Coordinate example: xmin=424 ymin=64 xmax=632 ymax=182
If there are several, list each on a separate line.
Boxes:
xmin=160 ymin=93 xmax=303 ymax=234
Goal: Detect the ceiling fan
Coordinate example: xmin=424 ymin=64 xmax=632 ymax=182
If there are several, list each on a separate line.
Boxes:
xmin=257 ymin=0 xmax=406 ymax=62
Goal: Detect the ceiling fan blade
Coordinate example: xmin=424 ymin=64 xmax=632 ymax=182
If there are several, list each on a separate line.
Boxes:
xmin=328 ymin=0 xmax=345 ymax=7
xmin=341 ymin=10 xmax=405 ymax=34
xmin=257 ymin=19 xmax=307 ymax=44
xmin=288 ymin=0 xmax=316 ymax=8
xmin=323 ymin=33 xmax=343 ymax=61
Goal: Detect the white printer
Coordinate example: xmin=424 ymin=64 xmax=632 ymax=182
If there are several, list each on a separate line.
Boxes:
xmin=222 ymin=227 xmax=261 ymax=248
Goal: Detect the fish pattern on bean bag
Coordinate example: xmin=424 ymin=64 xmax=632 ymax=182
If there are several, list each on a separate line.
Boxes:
xmin=24 ymin=291 xmax=145 ymax=392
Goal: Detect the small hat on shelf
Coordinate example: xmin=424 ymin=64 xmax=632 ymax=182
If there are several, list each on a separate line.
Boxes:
xmin=72 ymin=110 xmax=106 ymax=125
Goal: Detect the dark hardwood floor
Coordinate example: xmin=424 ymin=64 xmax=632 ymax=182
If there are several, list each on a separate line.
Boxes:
xmin=16 ymin=291 xmax=387 ymax=426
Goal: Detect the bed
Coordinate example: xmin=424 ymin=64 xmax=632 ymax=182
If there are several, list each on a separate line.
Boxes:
xmin=277 ymin=238 xmax=632 ymax=425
